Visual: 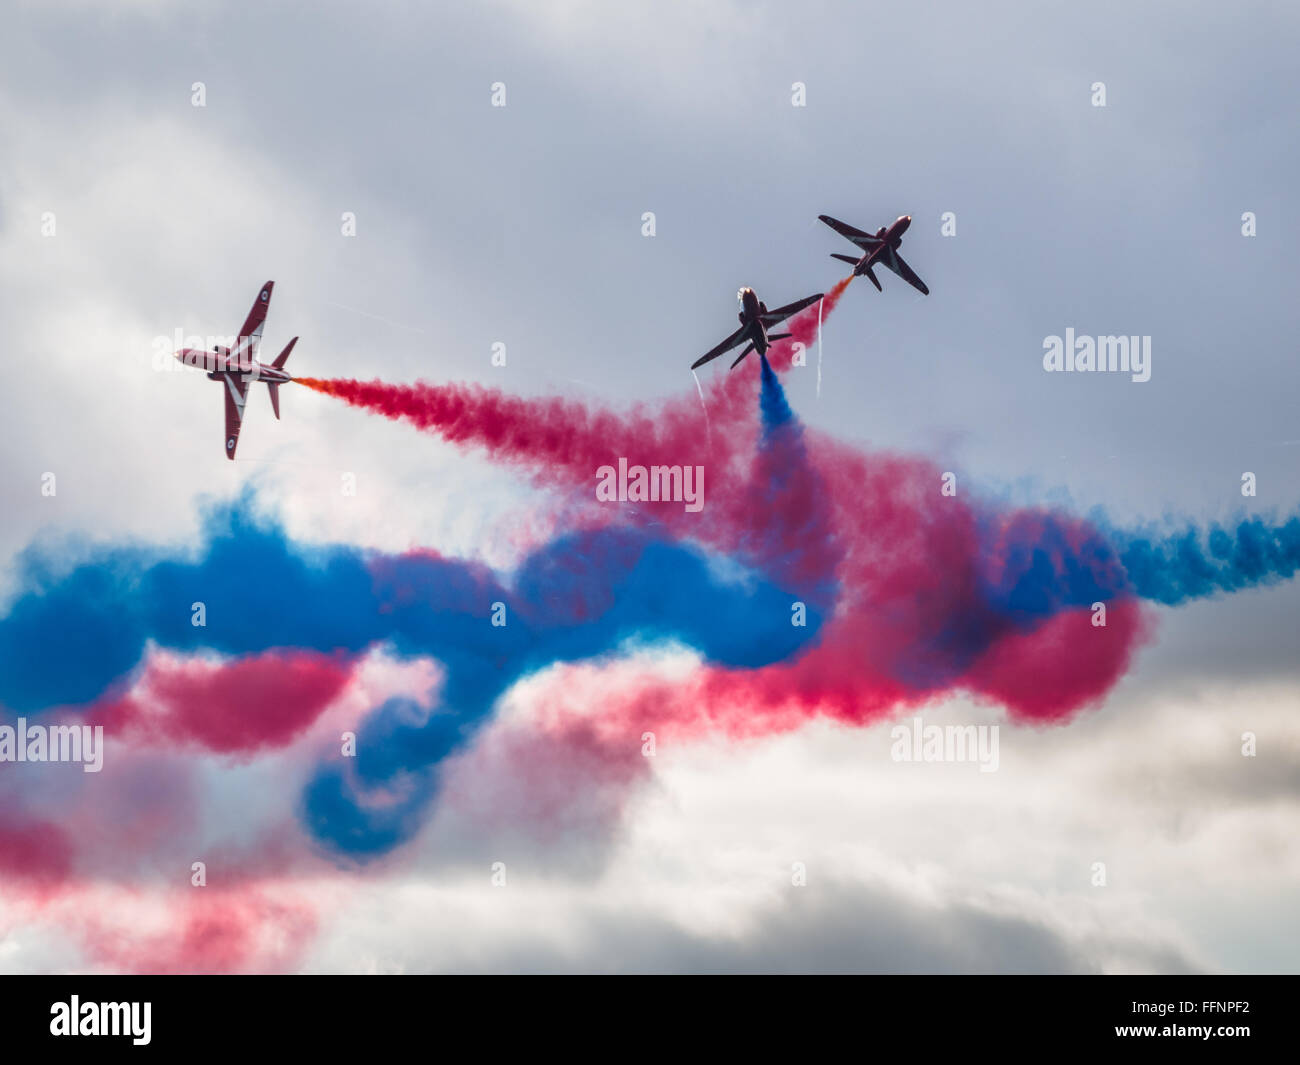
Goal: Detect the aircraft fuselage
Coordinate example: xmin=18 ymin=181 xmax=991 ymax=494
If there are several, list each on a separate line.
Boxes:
xmin=175 ymin=347 xmax=292 ymax=384
xmin=860 ymin=214 xmax=911 ymax=272
xmin=737 ymin=287 xmax=775 ymax=356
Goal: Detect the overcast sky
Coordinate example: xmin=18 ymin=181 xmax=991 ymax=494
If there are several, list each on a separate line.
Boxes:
xmin=0 ymin=0 xmax=1297 ymax=973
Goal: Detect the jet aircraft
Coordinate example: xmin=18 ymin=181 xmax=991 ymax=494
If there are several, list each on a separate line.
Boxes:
xmin=819 ymin=214 xmax=929 ymax=295
xmin=691 ymin=287 xmax=824 ymax=370
xmin=173 ymin=281 xmax=298 ymax=459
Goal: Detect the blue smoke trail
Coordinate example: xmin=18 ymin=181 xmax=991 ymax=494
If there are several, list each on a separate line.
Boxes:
xmin=1109 ymin=513 xmax=1300 ymax=606
xmin=0 ymin=498 xmax=826 ymax=857
xmin=975 ymin=511 xmax=1129 ymax=624
xmin=758 ymin=353 xmax=795 ymax=441
xmin=750 ymin=353 xmax=843 ymax=610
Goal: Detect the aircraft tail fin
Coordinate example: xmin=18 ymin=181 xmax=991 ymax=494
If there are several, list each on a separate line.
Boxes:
xmin=268 ymin=382 xmax=281 ymax=420
xmin=273 ymin=336 xmax=298 ymax=369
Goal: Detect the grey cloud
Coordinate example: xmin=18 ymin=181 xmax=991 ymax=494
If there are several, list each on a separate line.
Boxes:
xmin=347 ymin=877 xmax=1199 ymax=975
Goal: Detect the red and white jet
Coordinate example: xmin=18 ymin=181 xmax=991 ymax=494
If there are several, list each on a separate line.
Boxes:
xmin=691 ymin=287 xmax=824 ymax=371
xmin=174 ymin=281 xmax=298 ymax=460
xmin=819 ymin=214 xmax=930 ymax=295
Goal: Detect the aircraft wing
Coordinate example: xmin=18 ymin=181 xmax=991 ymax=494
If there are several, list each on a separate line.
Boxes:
xmin=882 ymin=251 xmax=929 ymax=295
xmin=759 ymin=293 xmax=824 ymax=325
xmin=819 ymin=215 xmax=882 ymax=250
xmin=692 ymin=324 xmax=749 ymax=369
xmin=232 ymin=281 xmax=274 ymax=365
xmin=222 ymin=370 xmax=250 ymax=460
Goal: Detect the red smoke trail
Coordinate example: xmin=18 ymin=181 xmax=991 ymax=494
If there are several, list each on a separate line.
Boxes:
xmin=0 ymin=768 xmax=322 ymax=973
xmin=298 ymin=268 xmax=1147 ymax=725
xmin=765 ymin=273 xmax=854 ymax=370
xmin=77 ymin=888 xmax=319 ymax=974
xmin=292 ymin=274 xmax=853 ymax=475
xmin=0 ymin=818 xmax=73 ymax=897
xmin=296 ymin=373 xmax=748 ymax=471
xmin=512 ymin=425 xmax=1146 ymax=730
xmin=294 ymin=275 xmax=854 ymax=564
xmin=296 ymin=368 xmax=769 ymax=564
xmin=88 ymin=650 xmax=355 ymax=754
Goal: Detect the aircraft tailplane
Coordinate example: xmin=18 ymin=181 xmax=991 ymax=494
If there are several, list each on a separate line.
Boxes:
xmin=268 ymin=382 xmax=281 ymax=420
xmin=730 ymin=342 xmax=756 ymax=369
xmin=273 ymin=336 xmax=298 ymax=369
